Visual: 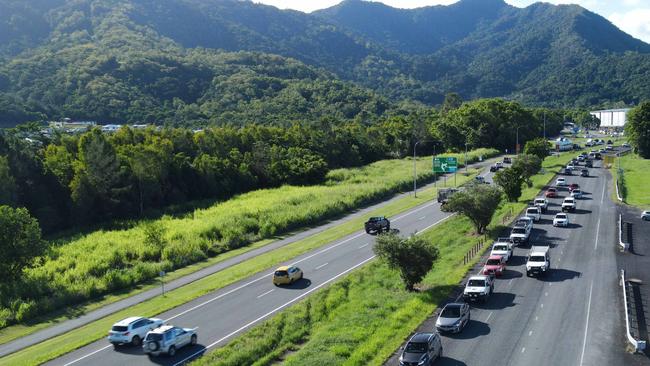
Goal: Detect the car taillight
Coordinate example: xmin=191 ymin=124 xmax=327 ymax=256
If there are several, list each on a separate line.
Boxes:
xmin=123 ymin=332 xmax=130 ymax=336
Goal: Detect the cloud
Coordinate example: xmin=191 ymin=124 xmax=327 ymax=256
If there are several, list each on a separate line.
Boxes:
xmin=609 ymin=9 xmax=650 ymax=44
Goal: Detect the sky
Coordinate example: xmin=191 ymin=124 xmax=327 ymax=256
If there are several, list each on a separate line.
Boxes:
xmin=252 ymin=0 xmax=650 ymax=43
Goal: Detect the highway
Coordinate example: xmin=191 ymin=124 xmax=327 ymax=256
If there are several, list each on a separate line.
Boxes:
xmin=45 ymin=165 xmax=498 ymax=366
xmin=386 ymin=152 xmax=638 ymax=366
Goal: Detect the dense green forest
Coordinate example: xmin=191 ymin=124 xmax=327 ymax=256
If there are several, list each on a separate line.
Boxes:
xmin=1 ymin=0 xmax=649 ymax=127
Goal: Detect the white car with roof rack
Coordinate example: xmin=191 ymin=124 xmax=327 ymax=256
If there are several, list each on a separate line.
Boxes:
xmin=108 ymin=317 xmax=163 ymax=347
xmin=143 ymin=325 xmax=198 ymax=357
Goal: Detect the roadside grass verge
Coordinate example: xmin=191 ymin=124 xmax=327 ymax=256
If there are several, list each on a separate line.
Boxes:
xmin=613 ymin=154 xmax=650 ymax=209
xmin=0 ymin=148 xmax=497 ymax=341
xmin=0 ymin=158 xmax=490 ymax=365
xmin=189 ymin=151 xmax=575 ymax=366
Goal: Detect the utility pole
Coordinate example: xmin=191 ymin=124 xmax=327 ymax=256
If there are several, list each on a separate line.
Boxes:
xmin=543 ymin=112 xmax=546 ymax=140
xmin=465 ymin=142 xmax=469 ymax=173
xmin=413 ymin=140 xmax=421 ymax=198
xmin=516 ymin=126 xmax=522 ymax=155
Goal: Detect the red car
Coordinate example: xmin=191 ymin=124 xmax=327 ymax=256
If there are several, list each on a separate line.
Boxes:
xmin=569 ymin=183 xmax=580 ymax=192
xmin=482 ymin=255 xmax=506 ymax=277
xmin=545 ymin=187 xmax=558 ymax=198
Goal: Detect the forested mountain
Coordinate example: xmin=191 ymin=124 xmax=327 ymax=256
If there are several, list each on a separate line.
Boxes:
xmin=0 ymin=0 xmax=649 ymax=127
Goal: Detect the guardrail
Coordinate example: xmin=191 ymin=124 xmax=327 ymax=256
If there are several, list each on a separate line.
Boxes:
xmin=620 ymin=269 xmax=647 ymax=352
xmin=616 ymin=179 xmax=624 ymax=202
xmin=619 ymin=214 xmax=629 ymax=251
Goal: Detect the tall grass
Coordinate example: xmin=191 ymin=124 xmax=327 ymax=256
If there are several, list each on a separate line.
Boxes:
xmin=189 ymin=150 xmax=575 ymax=366
xmin=615 ymin=154 xmax=650 ymax=208
xmin=2 ymin=149 xmax=498 ymax=328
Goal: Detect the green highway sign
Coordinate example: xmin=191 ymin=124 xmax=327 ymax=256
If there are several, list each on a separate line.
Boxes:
xmin=433 ymin=157 xmax=458 ymax=173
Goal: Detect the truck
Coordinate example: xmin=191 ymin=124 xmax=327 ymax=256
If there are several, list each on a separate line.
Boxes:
xmin=437 ymin=188 xmax=460 ymax=205
xmin=533 ymin=197 xmax=548 ymax=213
xmin=364 ymin=216 xmax=390 ymax=234
xmin=562 ymin=197 xmax=576 ymax=212
xmin=525 ymin=206 xmax=542 ymax=222
xmin=463 ymin=275 xmax=494 ymax=303
xmin=510 ymin=222 xmax=531 ymax=245
xmin=526 ymin=246 xmax=550 ymax=277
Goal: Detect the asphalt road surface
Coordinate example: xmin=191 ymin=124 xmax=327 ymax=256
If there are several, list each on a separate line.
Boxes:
xmin=45 ymin=162 xmax=501 ymax=366
xmin=388 ymin=153 xmax=640 ymax=366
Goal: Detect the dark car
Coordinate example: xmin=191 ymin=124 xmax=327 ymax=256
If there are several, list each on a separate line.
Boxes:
xmin=580 ymin=169 xmax=589 ymax=177
xmin=607 ymin=140 xmax=613 ymax=144
xmin=399 ymin=332 xmax=442 ymax=366
xmin=561 ymin=167 xmax=573 ymax=175
xmin=594 ymin=152 xmax=602 ymax=160
xmin=364 ymin=216 xmax=390 ymax=234
xmin=490 ymin=164 xmax=499 ymax=172
xmin=585 ymin=160 xmax=593 ymax=168
xmin=503 ymin=157 xmax=512 ymax=164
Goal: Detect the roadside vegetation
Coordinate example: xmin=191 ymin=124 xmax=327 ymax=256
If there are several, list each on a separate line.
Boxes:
xmin=0 ymin=150 xmax=494 ymax=365
xmin=189 ymin=151 xmax=576 ymax=366
xmin=615 ymin=154 xmax=650 ymax=208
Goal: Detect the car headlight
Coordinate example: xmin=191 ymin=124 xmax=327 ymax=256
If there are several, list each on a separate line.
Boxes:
xmin=541 ymin=265 xmax=547 ymax=270
xmin=418 ymin=358 xmax=429 ymax=365
xmin=453 ymin=319 xmax=462 ymax=326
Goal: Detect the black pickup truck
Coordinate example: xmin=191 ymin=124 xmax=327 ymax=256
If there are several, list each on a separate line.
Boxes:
xmin=365 ymin=216 xmax=390 ymax=234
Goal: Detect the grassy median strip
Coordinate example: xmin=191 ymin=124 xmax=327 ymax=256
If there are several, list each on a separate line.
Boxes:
xmin=613 ymin=153 xmax=650 ymax=209
xmin=0 ymin=160 xmax=489 ymax=365
xmin=190 ymin=151 xmax=575 ymax=366
xmin=0 ymin=148 xmax=497 ymax=347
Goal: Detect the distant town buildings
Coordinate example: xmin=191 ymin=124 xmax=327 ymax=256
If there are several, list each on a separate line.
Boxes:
xmin=48 ymin=118 xmax=153 ymax=134
xmin=590 ymin=108 xmax=631 ymax=129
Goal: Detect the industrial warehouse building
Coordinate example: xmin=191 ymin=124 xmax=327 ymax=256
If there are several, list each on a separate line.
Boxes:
xmin=590 ymin=108 xmax=631 ymax=129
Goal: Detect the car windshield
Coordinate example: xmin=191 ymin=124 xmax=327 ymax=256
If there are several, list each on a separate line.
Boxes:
xmin=530 ymin=256 xmax=546 ymax=262
xmin=274 ymin=270 xmax=288 ymax=277
xmin=468 ymin=279 xmax=485 ymax=287
xmin=441 ymin=306 xmax=461 ymax=318
xmin=565 ymin=199 xmax=574 ymax=203
xmin=512 ymin=228 xmax=526 ymax=234
xmin=556 ymin=214 xmax=567 ymax=219
xmin=405 ymin=341 xmax=427 ymax=353
xmin=111 ymin=325 xmax=128 ymax=332
xmin=535 ymin=199 xmax=544 ymax=203
xmin=526 ymin=209 xmax=537 ymax=213
xmin=494 ymin=245 xmax=508 ymax=251
xmin=486 ymin=259 xmax=501 ymax=265
xmin=145 ymin=333 xmax=163 ymax=341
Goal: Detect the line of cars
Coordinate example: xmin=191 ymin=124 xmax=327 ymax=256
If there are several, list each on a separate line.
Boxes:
xmin=107 ymin=317 xmax=198 ymax=358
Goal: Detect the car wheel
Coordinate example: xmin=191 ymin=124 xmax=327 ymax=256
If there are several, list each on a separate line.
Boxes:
xmin=112 ymin=343 xmax=119 ymax=349
xmin=438 ymin=346 xmax=443 ymax=359
xmin=300 ymin=272 xmax=303 ymax=280
xmin=168 ymin=346 xmax=176 ymax=357
xmin=191 ymin=334 xmax=197 ymax=345
xmin=131 ymin=335 xmax=141 ymax=347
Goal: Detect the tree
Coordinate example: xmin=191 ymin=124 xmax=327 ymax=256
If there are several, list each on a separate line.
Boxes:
xmin=0 ymin=206 xmax=45 ymax=283
xmin=374 ymin=233 xmax=439 ymax=291
xmin=524 ymin=138 xmax=550 ymax=161
xmin=441 ymin=93 xmax=463 ymax=115
xmin=625 ymin=101 xmax=650 ymax=158
xmin=442 ymin=185 xmax=502 ymax=234
xmin=493 ymin=167 xmax=524 ymax=202
xmin=0 ymin=156 xmax=17 ymax=206
xmin=512 ymin=154 xmax=542 ymax=187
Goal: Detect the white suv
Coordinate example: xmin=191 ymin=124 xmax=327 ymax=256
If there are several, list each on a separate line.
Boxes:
xmin=108 ymin=317 xmax=163 ymax=347
xmin=144 ymin=325 xmax=198 ymax=357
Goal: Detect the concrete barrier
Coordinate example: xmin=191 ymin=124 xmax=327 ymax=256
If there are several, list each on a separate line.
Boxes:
xmin=619 ymin=214 xmax=629 ymax=251
xmin=621 ymin=269 xmax=647 ymax=352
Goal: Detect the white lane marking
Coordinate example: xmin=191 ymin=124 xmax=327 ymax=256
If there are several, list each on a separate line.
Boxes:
xmin=541 ymin=303 xmax=544 ymax=308
xmin=521 ymin=347 xmax=526 ymax=353
xmin=63 ymin=345 xmax=111 ymax=366
xmin=393 ymin=202 xmax=435 ymax=221
xmin=358 ymin=243 xmax=369 ymax=249
xmin=535 ymin=316 xmax=538 ymax=321
xmin=485 ymin=312 xmax=493 ymax=322
xmin=172 ymin=256 xmax=377 ymax=366
xmin=257 ymin=289 xmax=275 ymax=299
xmin=594 ymin=216 xmax=601 ymax=250
xmin=579 ymin=281 xmax=594 ymax=366
xmin=545 ymin=292 xmax=548 ymax=297
xmin=418 ymin=216 xmax=427 ymax=221
xmin=416 ymin=214 xmax=455 ymax=235
xmin=529 ymin=331 xmax=533 ymax=336
xmin=315 ymin=262 xmax=329 ymax=270
xmin=508 ymin=279 xmax=514 ymax=286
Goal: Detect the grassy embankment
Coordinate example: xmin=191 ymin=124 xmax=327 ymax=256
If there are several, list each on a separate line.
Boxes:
xmin=0 ymin=149 xmax=496 ymax=366
xmin=612 ymin=153 xmax=650 ymax=209
xmin=190 ymin=152 xmax=575 ymax=366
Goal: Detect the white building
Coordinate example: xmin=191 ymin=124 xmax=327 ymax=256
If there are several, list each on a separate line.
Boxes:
xmin=590 ymin=108 xmax=631 ymax=128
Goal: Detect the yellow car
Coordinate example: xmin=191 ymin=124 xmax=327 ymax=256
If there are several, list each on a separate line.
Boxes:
xmin=273 ymin=266 xmax=303 ymax=285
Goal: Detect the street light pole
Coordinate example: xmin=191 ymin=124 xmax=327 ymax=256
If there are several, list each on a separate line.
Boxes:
xmin=413 ymin=140 xmax=421 ymax=198
xmin=465 ymin=142 xmax=469 ymax=173
xmin=543 ymin=112 xmax=546 ymax=140
xmin=516 ymin=126 xmax=522 ymax=155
